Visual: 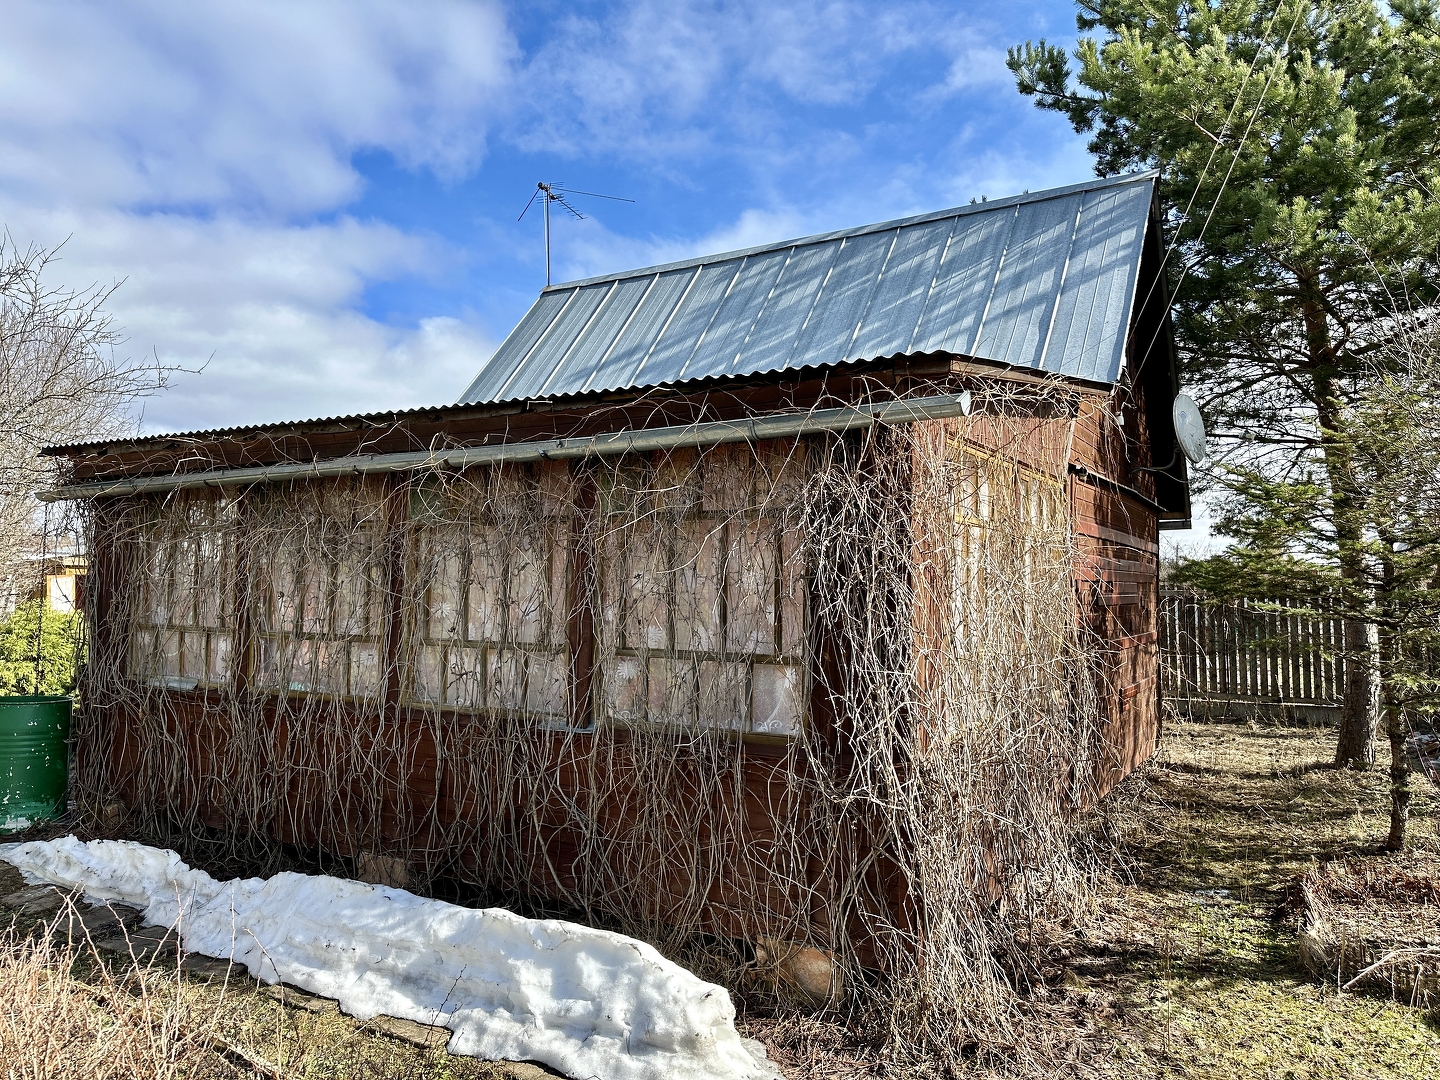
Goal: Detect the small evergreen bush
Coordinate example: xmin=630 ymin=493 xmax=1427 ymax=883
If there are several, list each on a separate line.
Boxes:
xmin=0 ymin=600 xmax=82 ymax=696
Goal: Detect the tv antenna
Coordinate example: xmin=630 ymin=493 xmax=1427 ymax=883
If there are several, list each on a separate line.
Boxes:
xmin=519 ymin=182 xmax=634 ymax=287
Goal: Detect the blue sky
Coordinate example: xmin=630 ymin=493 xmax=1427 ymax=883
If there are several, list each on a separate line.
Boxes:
xmin=1 ymin=1 xmax=1097 ymax=436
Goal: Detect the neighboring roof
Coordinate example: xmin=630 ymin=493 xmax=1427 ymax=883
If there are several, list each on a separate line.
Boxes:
xmin=460 ymin=172 xmax=1158 ymax=406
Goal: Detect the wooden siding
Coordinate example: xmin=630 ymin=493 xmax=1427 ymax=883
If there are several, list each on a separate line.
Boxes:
xmin=87 ymin=688 xmax=860 ymax=945
xmin=81 ymin=439 xmax=901 ymax=967
xmin=1069 ymin=395 xmax=1161 ymax=791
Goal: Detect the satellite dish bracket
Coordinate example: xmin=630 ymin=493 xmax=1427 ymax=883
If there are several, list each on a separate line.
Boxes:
xmin=1137 ymin=392 xmax=1207 ymax=472
xmin=1135 ymin=448 xmax=1182 ymax=474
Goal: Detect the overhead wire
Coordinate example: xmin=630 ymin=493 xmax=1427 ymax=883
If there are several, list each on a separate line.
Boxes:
xmin=1154 ymin=1 xmax=1308 ymax=329
xmin=1129 ymin=1 xmax=1291 ymax=325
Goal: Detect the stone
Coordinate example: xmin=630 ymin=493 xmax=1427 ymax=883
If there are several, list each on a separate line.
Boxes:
xmin=97 ymin=800 xmax=127 ymax=832
xmin=95 ymin=924 xmax=178 ymax=961
xmin=368 ymin=1014 xmax=451 ymax=1049
xmin=754 ymin=937 xmax=844 ymax=1007
xmin=0 ymin=885 xmax=65 ymax=915
xmin=497 ymin=1063 xmax=566 ymax=1079
xmin=182 ymin=953 xmax=244 ymax=980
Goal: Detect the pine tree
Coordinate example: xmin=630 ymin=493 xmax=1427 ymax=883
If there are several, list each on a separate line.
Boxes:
xmin=1173 ymin=324 xmax=1440 ymax=846
xmin=1009 ymin=0 xmax=1440 ymax=765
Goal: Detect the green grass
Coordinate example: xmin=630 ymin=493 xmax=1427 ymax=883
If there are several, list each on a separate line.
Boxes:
xmin=1080 ymin=717 xmax=1440 ymax=1079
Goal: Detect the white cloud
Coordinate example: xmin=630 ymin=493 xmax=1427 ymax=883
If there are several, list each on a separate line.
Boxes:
xmin=387 ymin=316 xmax=500 ymax=400
xmin=0 ymin=0 xmax=515 ymax=215
xmin=0 ymin=1 xmax=512 ymax=436
xmin=4 ymin=201 xmax=497 ymax=433
xmin=0 ymin=0 xmax=1094 ymax=443
xmin=506 ymin=2 xmax=1092 ymax=246
xmin=924 ymin=45 xmax=1014 ymax=99
xmin=690 ymin=208 xmax=814 ymax=256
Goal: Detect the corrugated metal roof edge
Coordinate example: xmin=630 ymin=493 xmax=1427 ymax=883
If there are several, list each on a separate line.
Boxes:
xmin=41 ymin=402 xmax=502 ymax=456
xmin=43 ymin=350 xmax=1118 ymax=458
xmin=543 ymin=171 xmax=1159 ymax=293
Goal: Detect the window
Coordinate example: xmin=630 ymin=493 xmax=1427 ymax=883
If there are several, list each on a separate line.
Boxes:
xmin=251 ymin=480 xmax=388 ymax=699
xmin=948 ymin=439 xmax=1067 ymax=642
xmin=129 ymin=494 xmax=235 ymax=690
xmin=408 ymin=463 xmax=572 ymax=723
xmin=593 ymin=442 xmax=808 ymax=737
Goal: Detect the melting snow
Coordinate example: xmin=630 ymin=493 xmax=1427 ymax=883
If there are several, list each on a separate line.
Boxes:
xmin=0 ymin=837 xmax=779 ymax=1080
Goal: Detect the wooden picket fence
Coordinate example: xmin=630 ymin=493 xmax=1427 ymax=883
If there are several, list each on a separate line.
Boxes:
xmin=1159 ymin=589 xmax=1344 ymax=715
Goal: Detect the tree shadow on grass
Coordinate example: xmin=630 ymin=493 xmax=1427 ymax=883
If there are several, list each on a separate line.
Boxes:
xmin=1060 ymin=720 xmax=1440 ymax=1077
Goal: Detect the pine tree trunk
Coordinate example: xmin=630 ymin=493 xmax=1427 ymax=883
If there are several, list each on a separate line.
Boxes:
xmin=1336 ymin=619 xmax=1378 ymax=768
xmin=1313 ymin=364 xmax=1378 ymax=769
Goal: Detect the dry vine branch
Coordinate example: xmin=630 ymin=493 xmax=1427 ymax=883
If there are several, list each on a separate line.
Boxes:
xmin=70 ymin=376 xmax=1118 ymax=1068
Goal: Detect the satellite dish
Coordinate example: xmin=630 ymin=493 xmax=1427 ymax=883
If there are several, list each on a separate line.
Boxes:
xmin=1172 ymin=393 xmax=1207 ymax=463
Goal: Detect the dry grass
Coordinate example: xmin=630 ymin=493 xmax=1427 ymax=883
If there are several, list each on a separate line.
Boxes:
xmin=1064 ymin=715 xmax=1440 ymax=1079
xmin=739 ymin=715 xmax=1440 ymax=1078
xmin=0 ymin=879 xmax=525 ymax=1080
xmin=0 ymin=903 xmax=232 ymax=1080
xmin=10 ymin=719 xmax=1436 ymax=1080
xmin=1296 ymin=857 xmax=1440 ymax=1007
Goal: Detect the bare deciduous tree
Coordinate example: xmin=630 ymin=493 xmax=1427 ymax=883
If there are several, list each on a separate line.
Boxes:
xmin=0 ymin=235 xmax=168 ymax=603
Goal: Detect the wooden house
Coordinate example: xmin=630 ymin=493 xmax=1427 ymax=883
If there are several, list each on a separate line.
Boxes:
xmin=42 ymin=172 xmax=1189 ymax=991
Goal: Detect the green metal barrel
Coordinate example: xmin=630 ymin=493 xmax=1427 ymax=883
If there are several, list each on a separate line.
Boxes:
xmin=0 ymin=695 xmax=71 ymax=832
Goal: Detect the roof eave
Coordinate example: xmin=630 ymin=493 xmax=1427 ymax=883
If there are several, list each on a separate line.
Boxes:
xmin=41 ymin=351 xmax=1118 ymax=460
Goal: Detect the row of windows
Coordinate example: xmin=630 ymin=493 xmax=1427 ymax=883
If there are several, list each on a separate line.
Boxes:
xmin=122 ymin=441 xmax=1062 ymax=735
xmin=126 ymin=449 xmax=810 ymax=737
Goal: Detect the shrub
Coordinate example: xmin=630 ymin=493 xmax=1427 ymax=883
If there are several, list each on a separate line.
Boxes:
xmin=0 ymin=600 xmax=82 ymax=696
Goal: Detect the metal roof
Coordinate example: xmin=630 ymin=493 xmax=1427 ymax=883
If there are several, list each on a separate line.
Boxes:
xmin=460 ymin=172 xmax=1158 ymax=405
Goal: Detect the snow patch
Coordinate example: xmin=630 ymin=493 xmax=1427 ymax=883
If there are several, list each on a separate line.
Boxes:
xmin=0 ymin=837 xmax=778 ymax=1080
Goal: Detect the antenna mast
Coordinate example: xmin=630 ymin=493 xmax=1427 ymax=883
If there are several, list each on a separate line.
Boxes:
xmin=520 ymin=182 xmax=634 ymax=287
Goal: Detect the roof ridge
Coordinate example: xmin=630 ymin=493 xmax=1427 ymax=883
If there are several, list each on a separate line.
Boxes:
xmin=543 ymin=171 xmax=1157 ymax=293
